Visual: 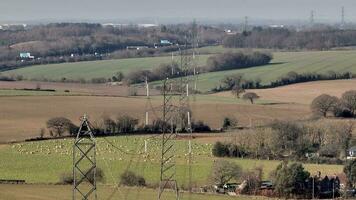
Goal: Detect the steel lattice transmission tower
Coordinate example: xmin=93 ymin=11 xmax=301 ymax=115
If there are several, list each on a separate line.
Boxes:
xmin=158 ymin=78 xmax=180 ymax=200
xmin=158 ymin=21 xmax=199 ymax=200
xmin=73 ymin=115 xmax=97 ymax=200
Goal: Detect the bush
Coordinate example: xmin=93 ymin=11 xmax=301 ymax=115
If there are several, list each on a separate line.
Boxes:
xmin=212 ymin=142 xmax=249 ymax=158
xmin=59 ymin=167 xmax=104 ymax=185
xmin=116 ymin=115 xmax=139 ymax=133
xmin=212 ymin=141 xmax=228 ymax=157
xmin=191 ymin=120 xmax=211 ymax=132
xmin=120 ymin=171 xmax=146 ymax=186
xmin=222 ymin=116 xmax=237 ymax=129
xmin=87 ymin=167 xmax=105 ymax=184
xmin=59 ymin=172 xmax=74 ymax=184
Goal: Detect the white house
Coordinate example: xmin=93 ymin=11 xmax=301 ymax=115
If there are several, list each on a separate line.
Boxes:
xmin=347 ymin=146 xmax=356 ymax=159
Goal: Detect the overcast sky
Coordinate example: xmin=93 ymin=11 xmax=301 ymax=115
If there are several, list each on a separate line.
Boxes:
xmin=1 ymin=0 xmax=356 ymax=23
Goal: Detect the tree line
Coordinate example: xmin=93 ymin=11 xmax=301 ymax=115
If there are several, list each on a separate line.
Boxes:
xmin=223 ymin=27 xmax=356 ymax=50
xmin=212 ymin=119 xmax=354 ymax=164
xmin=214 ymin=71 xmax=355 ymax=93
xmin=125 ymin=51 xmax=272 ymax=84
xmin=0 ymin=23 xmax=224 ymax=71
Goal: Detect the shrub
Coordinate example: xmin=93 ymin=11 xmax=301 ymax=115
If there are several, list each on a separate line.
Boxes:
xmin=59 ymin=172 xmax=74 ymax=184
xmin=87 ymin=167 xmax=105 ymax=184
xmin=59 ymin=167 xmax=104 ymax=185
xmin=212 ymin=142 xmax=249 ymax=158
xmin=222 ymin=116 xmax=237 ymax=129
xmin=116 ymin=115 xmax=139 ymax=133
xmin=239 ymin=167 xmax=263 ymax=195
xmin=120 ymin=171 xmax=146 ymax=186
xmin=212 ymin=141 xmax=228 ymax=157
xmin=191 ymin=120 xmax=211 ymax=132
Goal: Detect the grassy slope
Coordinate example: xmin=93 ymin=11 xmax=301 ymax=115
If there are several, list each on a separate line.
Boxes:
xmin=4 ymin=47 xmax=356 ymax=92
xmin=0 ymin=136 xmax=342 ymax=187
xmin=195 ymin=50 xmax=356 ymax=91
xmin=3 ymin=55 xmax=209 ymax=81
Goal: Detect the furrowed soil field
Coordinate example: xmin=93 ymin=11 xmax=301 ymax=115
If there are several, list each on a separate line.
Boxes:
xmin=0 ymin=136 xmax=343 ymax=189
xmin=0 ymin=94 xmax=309 ymax=142
xmin=215 ymin=79 xmax=356 ymax=104
xmin=3 ymin=49 xmax=356 ymax=92
xmin=0 ymin=81 xmax=158 ymax=97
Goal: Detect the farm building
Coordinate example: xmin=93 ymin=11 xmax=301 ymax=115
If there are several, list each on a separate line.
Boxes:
xmin=160 ymin=40 xmax=172 ymax=45
xmin=347 ymin=146 xmax=356 ymax=159
xmin=19 ymin=52 xmax=34 ymax=59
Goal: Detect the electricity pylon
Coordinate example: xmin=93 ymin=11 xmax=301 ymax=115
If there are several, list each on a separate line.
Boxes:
xmin=73 ymin=115 xmax=97 ymax=200
xmin=158 ymin=21 xmax=199 ymax=200
xmin=158 ymin=78 xmax=180 ymax=200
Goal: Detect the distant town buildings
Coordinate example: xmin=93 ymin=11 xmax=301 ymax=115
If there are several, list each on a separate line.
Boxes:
xmin=102 ymin=23 xmax=158 ymax=28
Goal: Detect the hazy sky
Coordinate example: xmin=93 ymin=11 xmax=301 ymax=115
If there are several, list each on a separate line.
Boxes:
xmin=1 ymin=0 xmax=356 ymax=23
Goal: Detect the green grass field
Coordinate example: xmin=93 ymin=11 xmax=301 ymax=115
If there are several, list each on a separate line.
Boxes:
xmin=0 ymin=135 xmax=343 ymax=187
xmin=3 ymin=55 xmax=209 ymax=81
xmin=4 ymin=48 xmax=356 ymax=92
xmin=0 ymin=184 xmax=267 ymax=200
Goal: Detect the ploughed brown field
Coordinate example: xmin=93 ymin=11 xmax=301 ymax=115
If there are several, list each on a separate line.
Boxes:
xmin=215 ymin=79 xmax=356 ymax=104
xmin=0 ymin=81 xmax=159 ymax=96
xmin=0 ymin=95 xmax=308 ymax=143
xmin=1 ymin=79 xmax=355 ymax=143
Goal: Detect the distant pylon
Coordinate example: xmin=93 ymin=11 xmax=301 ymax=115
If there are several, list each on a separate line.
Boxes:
xmin=244 ymin=16 xmax=248 ymax=32
xmin=341 ymin=6 xmax=345 ymax=29
xmin=310 ymin=10 xmax=315 ymax=26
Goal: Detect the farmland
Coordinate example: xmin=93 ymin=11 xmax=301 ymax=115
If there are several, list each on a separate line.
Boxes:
xmin=0 ymin=94 xmax=309 ymax=143
xmin=0 ymin=135 xmax=343 ymax=187
xmin=3 ymin=49 xmax=356 ymax=92
xmin=215 ymin=79 xmax=356 ymax=104
xmin=0 ymin=184 xmax=265 ymax=200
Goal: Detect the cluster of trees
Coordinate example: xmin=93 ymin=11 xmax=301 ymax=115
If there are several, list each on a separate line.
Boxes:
xmin=206 ymin=51 xmax=272 ymax=72
xmin=311 ymin=90 xmax=356 ymax=118
xmin=270 ymin=71 xmax=354 ymax=87
xmin=223 ymin=27 xmax=356 ymax=50
xmin=44 ymin=114 xmax=211 ymax=138
xmin=211 ymin=159 xmax=341 ymax=198
xmin=212 ymin=120 xmax=354 ymax=164
xmin=0 ymin=23 xmax=224 ymax=71
xmin=127 ymin=51 xmax=271 ymax=85
xmin=215 ymin=71 xmax=354 ymax=93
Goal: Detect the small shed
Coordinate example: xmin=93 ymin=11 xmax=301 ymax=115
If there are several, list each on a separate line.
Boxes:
xmin=347 ymin=146 xmax=356 ymax=159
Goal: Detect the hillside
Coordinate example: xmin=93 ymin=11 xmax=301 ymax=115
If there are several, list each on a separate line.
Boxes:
xmin=215 ymin=79 xmax=356 ymax=104
xmin=3 ymin=49 xmax=356 ymax=92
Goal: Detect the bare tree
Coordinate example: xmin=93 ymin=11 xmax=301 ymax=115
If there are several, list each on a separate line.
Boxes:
xmin=46 ymin=117 xmax=75 ymax=137
xmin=211 ymin=160 xmax=242 ymax=185
xmin=342 ymin=90 xmax=356 ymax=116
xmin=310 ymin=94 xmax=339 ymax=117
xmin=242 ymin=92 xmax=260 ymax=104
